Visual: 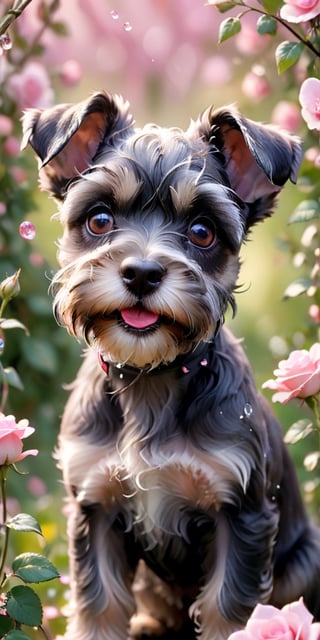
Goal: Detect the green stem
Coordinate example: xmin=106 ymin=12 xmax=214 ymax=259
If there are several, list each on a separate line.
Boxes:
xmin=0 ymin=299 xmax=7 ymax=320
xmin=0 ymin=297 xmax=7 ymax=413
xmin=0 ymin=467 xmax=9 ymax=588
xmin=3 ymin=0 xmax=60 ymax=78
xmin=40 ymin=625 xmax=52 ymax=640
xmin=0 ymin=0 xmax=34 ymax=37
xmin=311 ymin=395 xmax=320 ymax=449
xmin=234 ymin=0 xmax=320 ymax=57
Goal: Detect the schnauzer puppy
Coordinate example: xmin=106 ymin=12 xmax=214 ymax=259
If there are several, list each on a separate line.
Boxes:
xmin=22 ymin=93 xmax=320 ymax=640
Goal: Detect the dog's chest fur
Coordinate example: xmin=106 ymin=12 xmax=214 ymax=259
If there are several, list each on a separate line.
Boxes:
xmin=59 ymin=329 xmax=268 ymax=561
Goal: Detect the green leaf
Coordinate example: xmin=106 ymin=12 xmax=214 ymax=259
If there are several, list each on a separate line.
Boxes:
xmin=275 ymin=40 xmax=304 ymax=73
xmin=6 ymin=514 xmax=43 ymax=536
xmin=12 ymin=553 xmax=59 ymax=584
xmin=3 ymin=367 xmax=24 ymax=391
xmin=288 ymin=199 xmax=320 ymax=224
xmin=256 ymin=14 xmax=277 ymax=35
xmin=259 ymin=0 xmax=282 ymax=11
xmin=6 ymin=586 xmax=42 ymax=627
xmin=218 ymin=17 xmax=241 ymax=43
xmin=284 ymin=419 xmax=313 ymax=444
xmin=50 ymin=21 xmax=69 ymax=36
xmin=0 ymin=615 xmax=13 ymax=635
xmin=304 ymin=451 xmax=320 ymax=471
xmin=283 ymin=278 xmax=312 ymax=299
xmin=206 ymin=0 xmax=238 ymax=12
xmin=28 ymin=295 xmax=53 ymax=316
xmin=0 ymin=318 xmax=29 ymax=334
xmin=21 ymin=336 xmax=58 ymax=375
xmin=7 ymin=631 xmax=32 ymax=640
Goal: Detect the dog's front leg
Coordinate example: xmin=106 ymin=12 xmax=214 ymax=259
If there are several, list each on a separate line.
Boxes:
xmin=191 ymin=501 xmax=279 ymax=640
xmin=64 ymin=498 xmax=136 ymax=640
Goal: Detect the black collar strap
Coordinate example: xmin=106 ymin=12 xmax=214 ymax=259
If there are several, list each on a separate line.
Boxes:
xmin=98 ymin=338 xmax=215 ymax=383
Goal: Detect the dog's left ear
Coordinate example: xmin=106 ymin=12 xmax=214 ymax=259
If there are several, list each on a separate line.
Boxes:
xmin=21 ymin=91 xmax=133 ymax=198
xmin=189 ymin=106 xmax=302 ymax=224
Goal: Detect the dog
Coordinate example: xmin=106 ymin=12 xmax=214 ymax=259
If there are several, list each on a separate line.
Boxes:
xmin=22 ymin=92 xmax=320 ymax=640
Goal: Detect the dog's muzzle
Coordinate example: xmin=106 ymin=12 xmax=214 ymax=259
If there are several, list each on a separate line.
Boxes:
xmin=120 ymin=256 xmax=166 ymax=297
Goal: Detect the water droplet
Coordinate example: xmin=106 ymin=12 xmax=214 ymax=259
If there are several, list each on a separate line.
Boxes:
xmin=123 ymin=21 xmax=132 ymax=32
xmin=119 ymin=373 xmax=124 ymax=380
xmin=19 ymin=221 xmax=36 ymax=240
xmin=243 ymin=403 xmax=253 ymax=418
xmin=1 ymin=33 xmax=12 ymax=51
xmin=110 ymin=10 xmax=119 ymax=19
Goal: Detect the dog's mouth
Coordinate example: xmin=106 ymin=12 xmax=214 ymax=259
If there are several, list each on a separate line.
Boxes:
xmin=119 ymin=306 xmax=160 ymax=332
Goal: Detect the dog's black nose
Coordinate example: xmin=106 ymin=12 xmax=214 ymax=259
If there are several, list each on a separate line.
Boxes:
xmin=120 ymin=257 xmax=166 ymax=296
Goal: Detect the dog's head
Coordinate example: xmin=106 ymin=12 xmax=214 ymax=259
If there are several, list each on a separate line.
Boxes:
xmin=22 ymin=92 xmax=301 ymax=370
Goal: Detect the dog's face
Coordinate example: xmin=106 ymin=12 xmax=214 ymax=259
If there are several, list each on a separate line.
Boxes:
xmin=22 ymin=93 xmax=301 ymax=369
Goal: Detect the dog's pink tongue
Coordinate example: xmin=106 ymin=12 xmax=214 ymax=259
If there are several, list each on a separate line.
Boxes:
xmin=121 ymin=307 xmax=159 ymax=329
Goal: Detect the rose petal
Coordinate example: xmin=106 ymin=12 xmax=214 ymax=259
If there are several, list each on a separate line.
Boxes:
xmin=280 ymin=0 xmax=320 ymax=21
xmin=282 ymin=597 xmax=314 ymax=636
xmin=309 ymin=623 xmax=320 ymax=640
xmin=0 ymin=434 xmax=22 ymax=465
xmin=16 ymin=449 xmax=38 ymax=461
xmin=309 ymin=343 xmax=320 ymax=363
xmin=250 ymin=603 xmax=284 ymax=620
xmin=227 ymin=632 xmax=252 ymax=640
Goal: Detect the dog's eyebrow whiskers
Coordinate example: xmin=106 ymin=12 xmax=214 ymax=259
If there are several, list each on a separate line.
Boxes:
xmin=140 ymin=157 xmax=194 ymax=212
xmin=194 ymin=157 xmax=207 ymax=186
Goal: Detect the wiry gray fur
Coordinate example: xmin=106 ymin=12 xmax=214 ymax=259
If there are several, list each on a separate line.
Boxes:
xmin=21 ymin=92 xmax=319 ymax=640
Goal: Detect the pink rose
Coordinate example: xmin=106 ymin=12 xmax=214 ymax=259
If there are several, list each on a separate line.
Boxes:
xmin=0 ymin=115 xmax=13 ymax=137
xmin=271 ymin=100 xmax=301 ymax=132
xmin=0 ymin=413 xmax=38 ymax=466
xmin=242 ymin=68 xmax=270 ymax=101
xmin=262 ymin=343 xmax=320 ymax=404
xmin=299 ymin=78 xmax=320 ymax=131
xmin=3 ymin=136 xmax=20 ymax=157
xmin=280 ymin=0 xmax=320 ymax=22
xmin=9 ymin=166 xmax=27 ymax=184
xmin=6 ymin=61 xmax=54 ymax=111
xmin=60 ymin=59 xmax=83 ymax=87
xmin=309 ymin=304 xmax=320 ymax=324
xmin=228 ymin=599 xmax=319 ymax=640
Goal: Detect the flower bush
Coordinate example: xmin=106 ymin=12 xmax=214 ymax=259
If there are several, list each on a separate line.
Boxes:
xmin=299 ymin=78 xmax=320 ymax=131
xmin=262 ymin=344 xmax=320 ymax=404
xmin=228 ymin=598 xmax=320 ymax=640
xmin=0 ymin=265 xmax=60 ymax=638
xmin=0 ymin=413 xmax=38 ymax=465
xmin=208 ymin=1 xmax=320 ymax=635
xmin=209 ymin=0 xmax=320 ymax=507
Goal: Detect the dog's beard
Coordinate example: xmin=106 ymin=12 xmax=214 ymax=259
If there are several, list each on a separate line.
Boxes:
xmin=52 ymin=236 xmax=231 ymax=369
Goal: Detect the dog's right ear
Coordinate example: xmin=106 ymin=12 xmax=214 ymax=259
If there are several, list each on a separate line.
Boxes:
xmin=21 ymin=92 xmax=133 ymax=199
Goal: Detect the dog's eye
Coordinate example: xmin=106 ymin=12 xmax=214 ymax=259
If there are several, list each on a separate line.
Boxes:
xmin=188 ymin=221 xmax=215 ymax=248
xmin=86 ymin=206 xmax=114 ymax=236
